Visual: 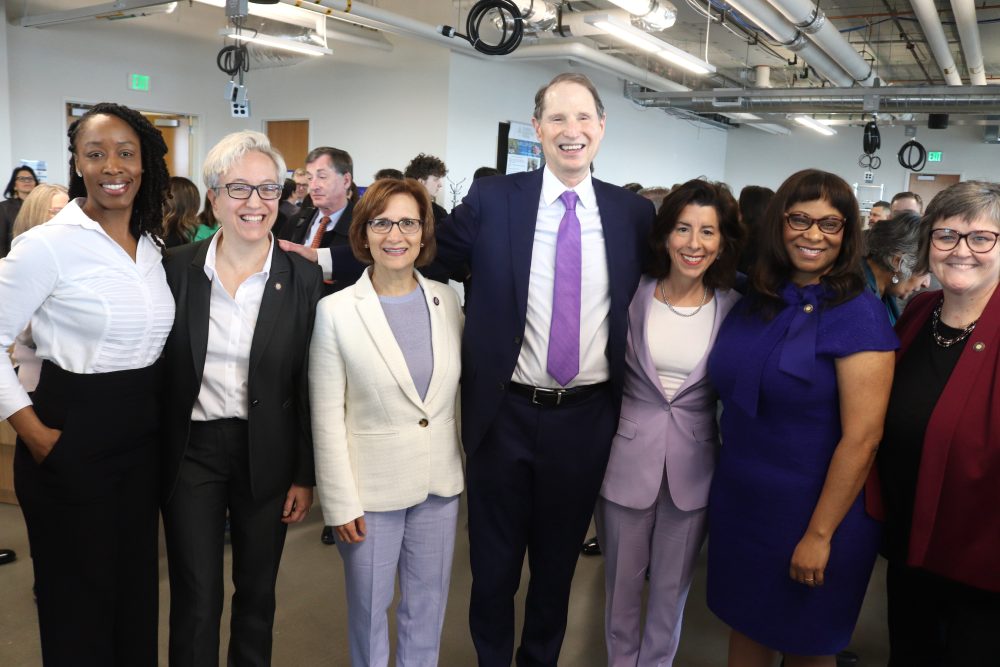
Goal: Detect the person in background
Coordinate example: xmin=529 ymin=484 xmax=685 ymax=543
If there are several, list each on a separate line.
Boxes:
xmin=863 ymin=211 xmax=931 ymax=325
xmin=623 ymin=182 xmax=644 ymax=194
xmin=311 ymin=177 xmax=464 ymax=667
xmin=637 ymin=186 xmax=671 ymax=212
xmin=1 ymin=165 xmax=39 ymax=258
xmin=161 ymin=176 xmax=201 ymax=248
xmin=373 ymin=167 xmax=404 ymax=181
xmin=291 ymin=167 xmax=309 ymax=207
xmin=10 ymin=184 xmax=71 ymax=392
xmin=1 ymin=101 xmax=174 ymax=666
xmin=160 ymin=130 xmax=321 ymax=666
xmin=404 ymin=153 xmax=449 ymax=221
xmin=597 ymin=179 xmax=743 ymax=667
xmin=707 ymin=169 xmax=896 ymax=667
xmin=868 ymin=200 xmax=891 ymax=226
xmin=736 ymin=185 xmax=775 ymax=278
xmin=891 ymin=192 xmax=923 ymax=216
xmin=871 ymin=180 xmax=1000 ymax=666
xmin=473 ymin=166 xmax=500 ymax=180
xmin=192 ymin=192 xmax=220 ymax=242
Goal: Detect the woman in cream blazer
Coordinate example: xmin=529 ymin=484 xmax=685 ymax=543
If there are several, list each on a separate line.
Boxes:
xmin=309 ymin=178 xmax=463 ymax=667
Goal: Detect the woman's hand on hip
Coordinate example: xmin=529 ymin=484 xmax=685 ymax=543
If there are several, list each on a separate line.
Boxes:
xmin=789 ymin=532 xmax=830 ymax=587
xmin=281 ymin=484 xmax=314 ymax=524
xmin=6 ymin=406 xmax=61 ymax=464
xmin=335 ymin=516 xmax=367 ymax=544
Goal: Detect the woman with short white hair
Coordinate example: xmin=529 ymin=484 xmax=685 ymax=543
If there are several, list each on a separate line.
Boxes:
xmin=161 ymin=130 xmax=323 ymax=666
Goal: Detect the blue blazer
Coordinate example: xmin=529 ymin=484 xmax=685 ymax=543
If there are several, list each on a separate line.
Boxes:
xmin=434 ymin=169 xmax=654 ymax=455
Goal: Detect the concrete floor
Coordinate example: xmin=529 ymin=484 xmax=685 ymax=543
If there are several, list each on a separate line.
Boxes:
xmin=0 ymin=496 xmax=889 ymax=666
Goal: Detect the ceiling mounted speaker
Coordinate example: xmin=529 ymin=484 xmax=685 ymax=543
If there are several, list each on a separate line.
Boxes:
xmin=928 ymin=113 xmax=949 ymax=130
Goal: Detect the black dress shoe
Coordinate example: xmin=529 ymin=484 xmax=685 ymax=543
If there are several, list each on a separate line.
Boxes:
xmin=321 ymin=526 xmax=336 ymax=545
xmin=836 ymin=650 xmax=859 ymax=666
xmin=0 ymin=549 xmax=16 ymax=566
xmin=581 ymin=536 xmax=601 ymax=556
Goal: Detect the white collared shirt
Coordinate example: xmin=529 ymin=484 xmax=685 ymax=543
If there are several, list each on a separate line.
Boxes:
xmin=309 ymin=205 xmax=346 ymax=280
xmin=191 ymin=231 xmax=274 ymax=421
xmin=0 ymin=199 xmax=175 ymax=419
xmin=512 ymin=166 xmax=611 ymax=388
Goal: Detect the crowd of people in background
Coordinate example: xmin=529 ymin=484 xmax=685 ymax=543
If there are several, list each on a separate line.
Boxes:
xmin=1 ymin=71 xmax=998 ymax=667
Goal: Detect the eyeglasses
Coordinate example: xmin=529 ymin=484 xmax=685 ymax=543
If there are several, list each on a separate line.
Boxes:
xmin=930 ymin=228 xmax=1000 ymax=253
xmin=368 ymin=218 xmax=422 ymax=235
xmin=15 ymin=176 xmax=36 ymax=183
xmin=214 ymin=183 xmax=283 ymax=200
xmin=294 ymin=183 xmax=309 ymax=190
xmin=784 ymin=212 xmax=846 ymax=235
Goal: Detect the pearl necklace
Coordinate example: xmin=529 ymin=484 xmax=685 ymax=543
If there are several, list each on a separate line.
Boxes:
xmin=659 ymin=281 xmax=709 ymax=318
xmin=931 ymin=300 xmax=978 ymax=348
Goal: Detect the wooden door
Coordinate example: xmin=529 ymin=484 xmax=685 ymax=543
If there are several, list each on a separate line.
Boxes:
xmin=908 ymin=173 xmax=961 ymax=210
xmin=266 ymin=120 xmax=309 ymax=176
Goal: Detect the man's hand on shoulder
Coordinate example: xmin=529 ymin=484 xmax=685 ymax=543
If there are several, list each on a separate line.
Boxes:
xmin=278 ymin=239 xmax=318 ymax=263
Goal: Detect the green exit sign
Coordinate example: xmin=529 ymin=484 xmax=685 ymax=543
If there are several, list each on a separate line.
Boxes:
xmin=927 ymin=151 xmax=942 ymax=162
xmin=128 ymin=73 xmax=151 ymax=92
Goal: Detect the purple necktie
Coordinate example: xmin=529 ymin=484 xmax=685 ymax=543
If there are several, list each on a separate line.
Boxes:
xmin=547 ymin=191 xmax=581 ymax=386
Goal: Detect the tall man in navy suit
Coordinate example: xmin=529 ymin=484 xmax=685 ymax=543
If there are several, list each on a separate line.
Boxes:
xmin=435 ymin=73 xmax=654 ymax=667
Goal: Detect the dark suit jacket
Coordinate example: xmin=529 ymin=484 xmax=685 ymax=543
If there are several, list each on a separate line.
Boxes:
xmin=161 ymin=239 xmax=323 ymax=503
xmin=0 ymin=197 xmax=22 ymax=259
xmin=433 ymin=169 xmax=654 ymax=455
xmin=278 ymin=200 xmax=354 ymax=249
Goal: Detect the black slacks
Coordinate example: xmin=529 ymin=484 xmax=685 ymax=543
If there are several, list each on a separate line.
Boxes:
xmin=162 ymin=418 xmax=288 ymax=667
xmin=14 ymin=361 xmax=161 ymax=667
xmin=467 ymin=385 xmax=617 ymax=667
xmin=887 ymin=561 xmax=1000 ymax=667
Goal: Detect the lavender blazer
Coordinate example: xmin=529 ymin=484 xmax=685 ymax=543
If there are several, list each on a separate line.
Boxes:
xmin=600 ymin=275 xmax=740 ymax=512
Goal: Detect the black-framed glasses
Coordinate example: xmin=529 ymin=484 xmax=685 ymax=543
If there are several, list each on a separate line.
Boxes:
xmin=368 ymin=218 xmax=422 ymax=235
xmin=930 ymin=228 xmax=1000 ymax=253
xmin=15 ymin=176 xmax=36 ymax=183
xmin=784 ymin=212 xmax=846 ymax=234
xmin=214 ymin=183 xmax=283 ymax=200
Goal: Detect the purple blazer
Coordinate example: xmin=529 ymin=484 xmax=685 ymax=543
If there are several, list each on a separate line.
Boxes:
xmin=600 ymin=275 xmax=740 ymax=512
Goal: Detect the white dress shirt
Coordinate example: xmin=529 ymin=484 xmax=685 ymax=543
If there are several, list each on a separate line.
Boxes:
xmin=0 ymin=199 xmax=175 ymax=419
xmin=512 ymin=166 xmax=611 ymax=388
xmin=191 ymin=232 xmax=274 ymax=421
xmin=309 ymin=205 xmax=347 ymax=280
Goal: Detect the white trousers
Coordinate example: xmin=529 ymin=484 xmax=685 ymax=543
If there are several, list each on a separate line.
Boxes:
xmin=336 ymin=494 xmax=459 ymax=667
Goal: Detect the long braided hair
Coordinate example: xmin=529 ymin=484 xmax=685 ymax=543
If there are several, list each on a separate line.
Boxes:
xmin=67 ymin=102 xmax=170 ymax=241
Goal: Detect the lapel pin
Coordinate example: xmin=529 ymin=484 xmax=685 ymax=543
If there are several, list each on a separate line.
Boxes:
xmin=275 ymin=282 xmax=283 ymax=291
xmin=433 ymin=296 xmax=440 ymax=305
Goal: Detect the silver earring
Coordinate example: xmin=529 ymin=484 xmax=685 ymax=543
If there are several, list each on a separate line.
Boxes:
xmin=891 ymin=273 xmax=900 ymax=285
xmin=364 ymin=243 xmax=369 ymax=248
xmin=75 ymin=170 xmax=82 ymax=177
xmin=420 ymin=242 xmax=425 ymax=247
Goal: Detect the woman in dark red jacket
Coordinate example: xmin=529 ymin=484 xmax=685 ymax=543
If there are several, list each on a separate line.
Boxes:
xmin=873 ymin=180 xmax=1000 ymax=666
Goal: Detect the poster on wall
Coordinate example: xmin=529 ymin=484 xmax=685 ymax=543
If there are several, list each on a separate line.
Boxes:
xmin=496 ymin=121 xmax=543 ymax=174
xmin=20 ymin=160 xmax=48 ymax=183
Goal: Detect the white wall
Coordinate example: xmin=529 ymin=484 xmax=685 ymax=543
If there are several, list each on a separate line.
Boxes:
xmin=3 ymin=2 xmax=729 ymax=199
xmin=724 ymin=122 xmax=1000 ymax=200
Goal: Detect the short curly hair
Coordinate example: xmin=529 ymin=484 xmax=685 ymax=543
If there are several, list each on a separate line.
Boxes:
xmin=68 ymin=102 xmax=170 ymax=242
xmin=404 ymin=154 xmax=447 ymax=181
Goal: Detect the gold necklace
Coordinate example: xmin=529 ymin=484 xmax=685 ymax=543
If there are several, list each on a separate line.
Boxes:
xmin=931 ymin=300 xmax=978 ymax=348
xmin=659 ymin=281 xmax=709 ymax=318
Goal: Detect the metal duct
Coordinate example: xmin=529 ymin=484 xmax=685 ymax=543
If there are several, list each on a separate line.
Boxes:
xmin=763 ymin=0 xmax=877 ymax=86
xmin=722 ymin=0 xmax=854 ymax=87
xmin=950 ymin=0 xmax=987 ymax=86
xmin=908 ymin=0 xmax=963 ymax=85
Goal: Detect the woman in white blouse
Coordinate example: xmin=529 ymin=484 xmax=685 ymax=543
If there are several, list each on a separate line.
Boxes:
xmin=0 ymin=102 xmax=174 ymax=666
xmin=310 ymin=178 xmax=464 ymax=667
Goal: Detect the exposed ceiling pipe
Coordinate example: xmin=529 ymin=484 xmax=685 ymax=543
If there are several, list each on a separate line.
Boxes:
xmin=907 ymin=0 xmax=963 ymax=85
xmin=762 ymin=0 xmax=878 ymax=86
xmin=950 ymin=0 xmax=987 ymax=85
xmin=723 ymin=0 xmax=855 ymax=87
xmin=877 ymin=0 xmax=933 ymax=84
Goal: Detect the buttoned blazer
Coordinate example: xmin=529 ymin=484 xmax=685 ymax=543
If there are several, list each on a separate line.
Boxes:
xmin=309 ymin=268 xmax=464 ymax=527
xmin=600 ymin=275 xmax=740 ymax=512
xmin=433 ymin=169 xmax=655 ymax=455
xmin=161 ymin=239 xmax=323 ymax=503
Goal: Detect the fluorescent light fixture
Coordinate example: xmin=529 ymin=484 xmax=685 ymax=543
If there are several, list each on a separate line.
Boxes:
xmin=792 ymin=115 xmax=837 ymax=136
xmin=584 ymin=14 xmax=715 ymax=75
xmin=748 ymin=122 xmax=791 ymax=135
xmin=722 ymin=112 xmax=762 ymax=121
xmin=219 ymin=29 xmax=332 ymax=56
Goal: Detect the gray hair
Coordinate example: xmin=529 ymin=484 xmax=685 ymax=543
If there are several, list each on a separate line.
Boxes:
xmin=533 ymin=72 xmax=606 ymax=121
xmin=866 ymin=212 xmax=922 ymax=279
xmin=202 ymin=130 xmax=286 ymax=191
xmin=914 ymin=180 xmax=1000 ymax=275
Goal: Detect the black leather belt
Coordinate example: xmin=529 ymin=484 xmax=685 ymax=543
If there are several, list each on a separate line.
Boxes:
xmin=508 ymin=381 xmax=609 ymax=407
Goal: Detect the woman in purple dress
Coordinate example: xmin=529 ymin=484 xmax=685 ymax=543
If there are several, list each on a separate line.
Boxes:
xmin=706 ymin=169 xmax=897 ymax=666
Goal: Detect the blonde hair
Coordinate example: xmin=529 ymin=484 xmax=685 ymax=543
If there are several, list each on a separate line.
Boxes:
xmin=12 ymin=184 xmax=69 ymax=238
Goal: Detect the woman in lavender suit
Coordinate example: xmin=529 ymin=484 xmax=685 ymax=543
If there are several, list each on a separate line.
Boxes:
xmin=596 ymin=179 xmax=743 ymax=667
